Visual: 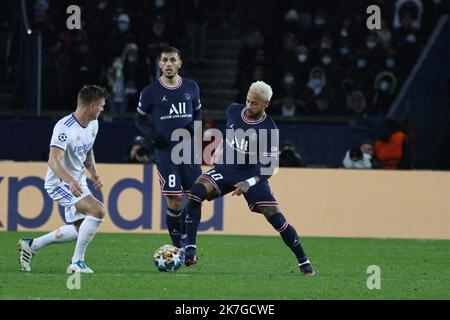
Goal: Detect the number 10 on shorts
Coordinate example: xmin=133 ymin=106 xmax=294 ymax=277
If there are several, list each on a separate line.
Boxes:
xmin=205 ymin=170 xmax=223 ymax=181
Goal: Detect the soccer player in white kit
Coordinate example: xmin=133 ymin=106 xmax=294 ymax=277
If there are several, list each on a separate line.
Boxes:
xmin=18 ymin=85 xmax=109 ymax=273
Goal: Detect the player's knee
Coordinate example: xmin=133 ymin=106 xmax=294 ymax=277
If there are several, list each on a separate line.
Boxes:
xmin=260 ymin=206 xmax=280 ymax=218
xmin=166 ymin=195 xmax=183 ymax=210
xmin=189 ymin=183 xmax=208 ymax=203
xmin=93 ymin=203 xmax=106 ymax=219
xmin=195 ymin=177 xmax=217 ymax=197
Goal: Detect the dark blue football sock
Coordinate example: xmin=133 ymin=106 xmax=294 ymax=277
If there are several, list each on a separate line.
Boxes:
xmin=267 ymin=213 xmax=308 ymax=264
xmin=185 ymin=183 xmax=208 ymax=247
xmin=166 ymin=208 xmax=182 ymax=248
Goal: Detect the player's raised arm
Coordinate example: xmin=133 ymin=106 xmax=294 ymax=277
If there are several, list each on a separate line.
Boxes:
xmin=48 ymin=146 xmax=82 ymax=197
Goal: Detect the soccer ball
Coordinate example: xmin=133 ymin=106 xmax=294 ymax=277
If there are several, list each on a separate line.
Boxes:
xmin=153 ymin=244 xmax=183 ymax=272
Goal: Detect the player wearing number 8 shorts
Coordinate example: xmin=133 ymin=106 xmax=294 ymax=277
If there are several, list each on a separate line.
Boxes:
xmin=183 ymin=81 xmax=314 ymax=276
xmin=135 ymin=46 xmax=202 ymax=251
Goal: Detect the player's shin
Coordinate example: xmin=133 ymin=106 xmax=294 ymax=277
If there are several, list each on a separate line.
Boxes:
xmin=166 ymin=208 xmax=183 ymax=248
xmin=267 ymin=213 xmax=308 ymax=264
xmin=31 ymin=225 xmax=78 ymax=251
xmin=185 ymin=183 xmax=208 ymax=247
xmin=71 ymin=216 xmax=103 ymax=263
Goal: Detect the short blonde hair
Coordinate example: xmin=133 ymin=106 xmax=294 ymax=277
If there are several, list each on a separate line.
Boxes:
xmin=249 ymin=81 xmax=273 ymax=101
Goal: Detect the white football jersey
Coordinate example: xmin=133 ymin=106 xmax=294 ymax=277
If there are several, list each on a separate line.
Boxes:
xmin=44 ymin=114 xmax=98 ymax=188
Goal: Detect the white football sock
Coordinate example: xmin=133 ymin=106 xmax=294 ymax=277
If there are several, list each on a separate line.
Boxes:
xmin=71 ymin=216 xmax=103 ymax=263
xmin=31 ymin=225 xmax=78 ymax=251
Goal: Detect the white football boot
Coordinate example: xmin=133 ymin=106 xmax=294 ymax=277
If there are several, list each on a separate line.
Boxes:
xmin=66 ymin=260 xmax=94 ymax=274
xmin=18 ymin=239 xmax=36 ymax=272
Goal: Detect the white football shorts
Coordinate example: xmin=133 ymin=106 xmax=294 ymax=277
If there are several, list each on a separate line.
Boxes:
xmin=45 ymin=182 xmax=91 ymax=223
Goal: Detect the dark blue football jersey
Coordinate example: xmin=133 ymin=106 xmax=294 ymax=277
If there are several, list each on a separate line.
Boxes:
xmin=215 ymin=103 xmax=279 ymax=178
xmin=137 ymin=77 xmax=202 ymax=161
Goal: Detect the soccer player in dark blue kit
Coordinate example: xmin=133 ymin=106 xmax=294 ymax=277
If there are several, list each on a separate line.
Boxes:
xmin=135 ymin=46 xmax=202 ymax=251
xmin=183 ymin=81 xmax=314 ymax=276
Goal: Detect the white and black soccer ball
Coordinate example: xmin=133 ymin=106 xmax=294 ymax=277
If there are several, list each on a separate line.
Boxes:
xmin=153 ymin=244 xmax=183 ymax=272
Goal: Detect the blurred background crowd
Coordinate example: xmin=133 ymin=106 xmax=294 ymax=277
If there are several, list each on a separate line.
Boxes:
xmin=0 ymin=0 xmax=449 ymax=169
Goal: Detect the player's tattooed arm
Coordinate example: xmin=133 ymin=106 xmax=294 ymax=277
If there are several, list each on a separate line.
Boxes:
xmin=48 ymin=146 xmax=83 ymax=196
xmin=232 ymin=176 xmax=261 ymax=196
xmin=84 ymin=149 xmax=103 ymax=190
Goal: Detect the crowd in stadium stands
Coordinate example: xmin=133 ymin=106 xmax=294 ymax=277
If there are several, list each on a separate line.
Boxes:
xmin=16 ymin=0 xmax=448 ymax=116
xmin=25 ymin=0 xmax=215 ymax=112
xmin=234 ymin=0 xmax=449 ymax=117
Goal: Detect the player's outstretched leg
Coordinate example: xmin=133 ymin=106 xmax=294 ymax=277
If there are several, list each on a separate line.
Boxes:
xmin=67 ymin=196 xmax=105 ymax=274
xmin=184 ymin=183 xmax=208 ymax=266
xmin=18 ymin=225 xmax=79 ymax=272
xmin=265 ymin=211 xmax=314 ymax=276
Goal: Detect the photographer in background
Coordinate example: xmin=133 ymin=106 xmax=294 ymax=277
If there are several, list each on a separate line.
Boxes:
xmin=279 ymin=140 xmax=304 ymax=167
xmin=342 ymin=146 xmax=372 ymax=169
xmin=123 ymin=135 xmax=152 ymax=164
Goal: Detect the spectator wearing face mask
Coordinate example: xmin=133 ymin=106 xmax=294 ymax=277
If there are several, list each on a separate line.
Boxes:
xmin=276 ymin=68 xmax=299 ymax=101
xmin=122 ymin=43 xmax=147 ymax=112
xmin=294 ymin=45 xmax=312 ymax=86
xmin=107 ymin=13 xmax=137 ymax=65
xmin=364 ymin=32 xmax=385 ymax=70
xmin=346 ymin=50 xmax=375 ymax=94
xmin=319 ymin=48 xmax=342 ymax=86
xmin=304 ymin=67 xmax=337 ymax=114
xmin=370 ymin=71 xmax=398 ymax=115
xmin=393 ymin=10 xmax=423 ymax=72
xmin=272 ymin=95 xmax=308 ymax=117
xmin=383 ymin=49 xmax=407 ymax=84
xmin=337 ymin=39 xmax=353 ymax=71
xmin=319 ymin=48 xmax=346 ymax=109
xmin=311 ymin=9 xmax=328 ymax=40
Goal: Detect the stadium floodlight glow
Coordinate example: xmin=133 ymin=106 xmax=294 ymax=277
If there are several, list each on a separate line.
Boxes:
xmin=27 ymin=29 xmax=32 ymax=35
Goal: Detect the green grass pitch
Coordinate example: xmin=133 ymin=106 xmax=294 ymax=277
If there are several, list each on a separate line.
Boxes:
xmin=1 ymin=231 xmax=449 ymax=299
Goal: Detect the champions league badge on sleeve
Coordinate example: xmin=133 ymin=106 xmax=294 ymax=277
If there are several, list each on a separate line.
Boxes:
xmin=58 ymin=133 xmax=67 ymax=142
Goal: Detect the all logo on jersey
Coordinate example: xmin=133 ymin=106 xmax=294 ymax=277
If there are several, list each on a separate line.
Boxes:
xmin=161 ymin=102 xmax=192 ymax=120
xmin=227 ymin=136 xmax=249 ymax=153
xmin=58 ymin=133 xmax=67 ymax=142
xmin=169 ymin=102 xmax=186 ymax=115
